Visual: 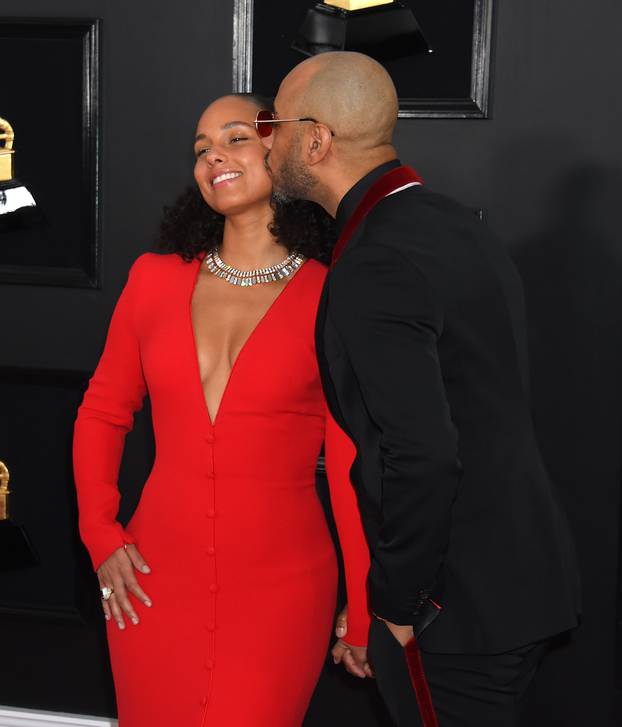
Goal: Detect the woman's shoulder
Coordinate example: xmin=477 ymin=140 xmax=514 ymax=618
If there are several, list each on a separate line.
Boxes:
xmin=288 ymin=258 xmax=327 ymax=303
xmin=128 ymin=251 xmax=195 ymax=284
xmin=300 ymin=258 xmax=328 ymax=287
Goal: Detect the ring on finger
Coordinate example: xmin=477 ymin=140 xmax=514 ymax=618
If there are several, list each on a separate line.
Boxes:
xmin=101 ymin=586 xmax=114 ymax=601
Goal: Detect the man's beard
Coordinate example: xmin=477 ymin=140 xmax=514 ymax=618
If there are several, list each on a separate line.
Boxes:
xmin=265 ymin=140 xmax=317 ymax=204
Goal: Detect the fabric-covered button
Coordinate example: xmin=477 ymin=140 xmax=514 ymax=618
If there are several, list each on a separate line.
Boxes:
xmin=207 ymin=546 xmax=216 ymax=555
xmin=205 ymin=659 xmax=215 ymax=669
xmin=207 ymin=508 xmax=216 ymax=518
xmin=205 ymin=432 xmax=215 ymax=443
xmin=206 ymin=621 xmax=216 ymax=631
xmin=209 ymin=583 xmax=219 ymax=593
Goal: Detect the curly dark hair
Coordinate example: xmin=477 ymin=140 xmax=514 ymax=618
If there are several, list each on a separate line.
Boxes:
xmin=157 ymin=94 xmax=335 ymax=265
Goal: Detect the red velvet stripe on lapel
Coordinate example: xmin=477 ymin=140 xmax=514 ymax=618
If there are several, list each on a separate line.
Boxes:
xmin=331 ymin=165 xmax=423 ymax=266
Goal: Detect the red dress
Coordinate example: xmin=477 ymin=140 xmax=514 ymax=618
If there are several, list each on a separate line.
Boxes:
xmin=73 ymin=252 xmax=371 ymax=727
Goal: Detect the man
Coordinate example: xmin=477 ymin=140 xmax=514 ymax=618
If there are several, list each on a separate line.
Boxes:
xmin=261 ymin=52 xmax=580 ymax=726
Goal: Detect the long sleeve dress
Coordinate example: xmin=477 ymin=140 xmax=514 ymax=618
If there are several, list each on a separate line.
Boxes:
xmin=73 ymin=251 xmax=371 ymax=727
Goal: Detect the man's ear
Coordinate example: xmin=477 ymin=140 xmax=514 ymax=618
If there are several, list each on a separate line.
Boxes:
xmin=307 ymin=124 xmax=333 ymax=166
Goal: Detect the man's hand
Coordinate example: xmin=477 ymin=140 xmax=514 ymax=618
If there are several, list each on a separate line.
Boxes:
xmin=97 ymin=544 xmax=152 ymax=630
xmin=331 ymin=605 xmax=373 ymax=678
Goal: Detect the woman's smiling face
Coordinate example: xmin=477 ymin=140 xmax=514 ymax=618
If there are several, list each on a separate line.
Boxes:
xmin=193 ymin=96 xmax=273 ymax=217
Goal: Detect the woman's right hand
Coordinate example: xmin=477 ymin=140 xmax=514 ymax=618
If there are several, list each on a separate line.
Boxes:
xmin=97 ymin=544 xmax=152 ymax=629
xmin=332 ymin=605 xmax=373 ymax=678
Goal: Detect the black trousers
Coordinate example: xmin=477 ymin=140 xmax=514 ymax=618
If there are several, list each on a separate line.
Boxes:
xmin=368 ymin=618 xmax=547 ymax=727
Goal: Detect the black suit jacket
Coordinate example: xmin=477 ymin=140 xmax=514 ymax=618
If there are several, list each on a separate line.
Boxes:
xmin=317 ymin=161 xmax=581 ymax=654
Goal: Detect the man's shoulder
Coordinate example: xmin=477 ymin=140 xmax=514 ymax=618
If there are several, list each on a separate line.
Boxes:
xmin=361 ymin=185 xmax=496 ymax=263
xmin=342 ymin=184 xmax=514 ymax=291
xmin=371 ymin=185 xmax=478 ymax=228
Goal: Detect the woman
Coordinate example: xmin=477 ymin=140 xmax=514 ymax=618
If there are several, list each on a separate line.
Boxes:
xmin=73 ymin=93 xmax=371 ymax=727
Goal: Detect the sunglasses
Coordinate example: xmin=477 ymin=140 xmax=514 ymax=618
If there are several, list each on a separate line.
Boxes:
xmin=254 ymin=109 xmax=335 ymax=138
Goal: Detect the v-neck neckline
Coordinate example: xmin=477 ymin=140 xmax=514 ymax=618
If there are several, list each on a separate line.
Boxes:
xmin=188 ymin=252 xmax=309 ymax=429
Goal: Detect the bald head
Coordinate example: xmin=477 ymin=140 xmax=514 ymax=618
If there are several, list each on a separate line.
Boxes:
xmin=267 ymin=52 xmax=399 ymax=215
xmin=280 ymin=52 xmax=398 ymax=150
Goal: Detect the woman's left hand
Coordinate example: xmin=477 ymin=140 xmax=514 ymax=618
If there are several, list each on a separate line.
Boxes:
xmin=332 ymin=605 xmax=373 ymax=678
xmin=332 ymin=639 xmax=374 ymax=679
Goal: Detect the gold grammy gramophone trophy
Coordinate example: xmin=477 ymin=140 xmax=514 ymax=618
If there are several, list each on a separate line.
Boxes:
xmin=0 ymin=116 xmax=38 ymax=231
xmin=0 ymin=461 xmax=10 ymax=521
xmin=0 ymin=118 xmax=15 ymax=183
xmin=0 ymin=460 xmax=37 ymax=571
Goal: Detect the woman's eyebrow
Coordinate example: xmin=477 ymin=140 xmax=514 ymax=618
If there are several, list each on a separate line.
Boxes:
xmin=222 ymin=121 xmax=254 ymax=130
xmin=195 ymin=121 xmax=253 ymax=143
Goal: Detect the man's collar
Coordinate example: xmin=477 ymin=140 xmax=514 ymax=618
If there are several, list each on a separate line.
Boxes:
xmin=335 ymin=159 xmax=402 ymax=236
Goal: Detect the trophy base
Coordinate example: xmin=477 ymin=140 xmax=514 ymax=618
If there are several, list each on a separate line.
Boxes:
xmin=0 ymin=179 xmax=43 ymax=233
xmin=292 ymin=2 xmax=430 ymax=61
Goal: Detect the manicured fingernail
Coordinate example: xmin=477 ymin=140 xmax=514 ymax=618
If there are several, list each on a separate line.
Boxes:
xmin=117 ymin=621 xmax=125 ymax=630
xmin=144 ymin=599 xmax=152 ymax=607
xmin=104 ymin=613 xmax=111 ymax=621
xmin=131 ymin=616 xmax=139 ymax=625
xmin=336 ymin=626 xmax=346 ymax=637
xmin=142 ymin=565 xmax=151 ymax=573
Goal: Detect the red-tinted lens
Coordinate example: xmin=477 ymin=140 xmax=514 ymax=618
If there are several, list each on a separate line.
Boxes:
xmin=255 ymin=109 xmax=274 ymax=138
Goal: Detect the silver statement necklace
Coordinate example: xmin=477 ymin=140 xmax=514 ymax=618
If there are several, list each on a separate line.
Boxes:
xmin=204 ymin=248 xmax=306 ymax=287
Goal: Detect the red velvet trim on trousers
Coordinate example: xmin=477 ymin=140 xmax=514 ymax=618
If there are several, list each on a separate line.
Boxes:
xmin=331 ymin=166 xmax=424 ymax=266
xmin=404 ymin=637 xmax=439 ymax=727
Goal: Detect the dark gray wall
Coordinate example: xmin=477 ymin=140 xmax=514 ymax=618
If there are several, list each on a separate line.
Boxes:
xmin=409 ymin=4 xmax=622 ymax=724
xmin=0 ymin=0 xmax=232 ymax=372
xmin=1 ymin=0 xmax=621 ymax=724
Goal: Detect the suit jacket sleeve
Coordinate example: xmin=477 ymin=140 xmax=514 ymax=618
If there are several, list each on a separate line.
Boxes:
xmin=73 ymin=256 xmax=148 ymax=571
xmin=329 ymin=243 xmax=461 ymax=625
xmin=324 ymin=406 xmax=372 ymax=646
